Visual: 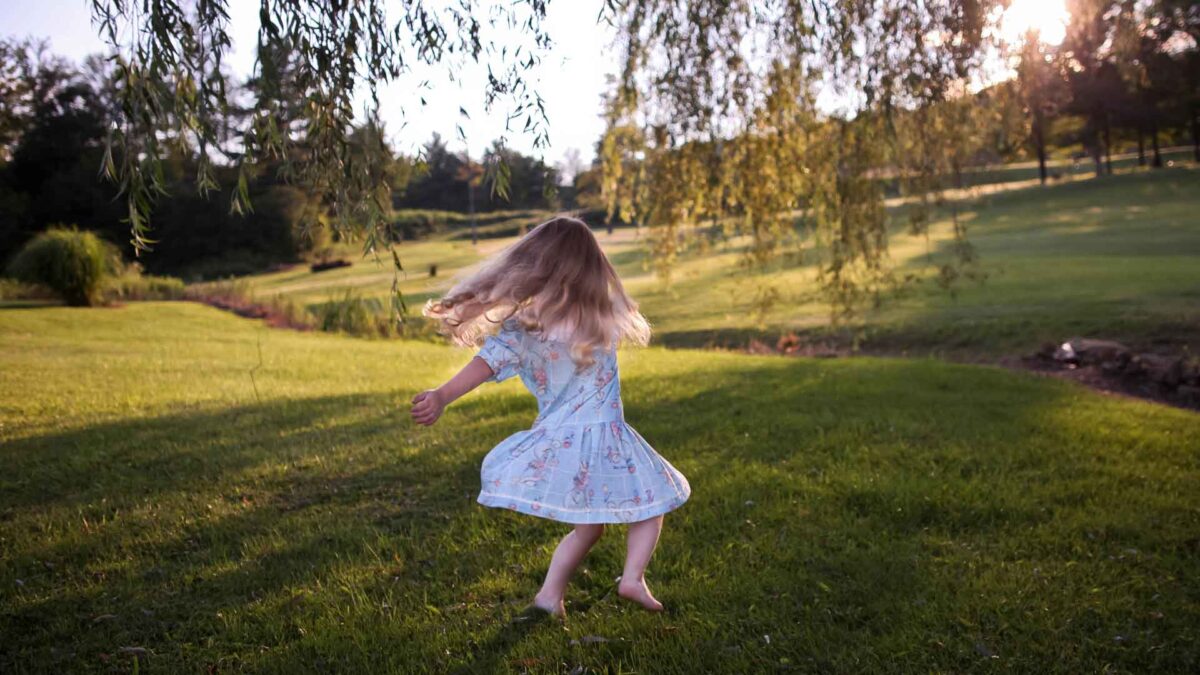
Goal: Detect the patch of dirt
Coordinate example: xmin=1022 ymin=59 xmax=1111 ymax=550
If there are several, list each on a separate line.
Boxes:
xmin=1010 ymin=339 xmax=1199 ymax=411
xmin=758 ymin=333 xmax=1200 ymax=412
xmin=1000 ymin=355 xmax=1197 ymax=411
xmin=183 ymin=292 xmax=314 ymax=332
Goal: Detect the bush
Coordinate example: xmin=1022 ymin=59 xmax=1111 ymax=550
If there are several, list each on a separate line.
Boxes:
xmin=183 ymin=279 xmax=316 ymax=331
xmin=310 ymin=258 xmax=353 ymax=273
xmin=385 ymin=209 xmax=552 ymax=242
xmin=6 ymin=226 xmax=121 ymax=306
xmin=386 ymin=210 xmax=466 ymax=241
xmin=316 ymin=290 xmax=392 ymax=336
xmin=142 ymin=181 xmax=326 ymax=279
xmin=0 ymin=277 xmax=55 ymax=302
xmin=104 ymin=263 xmax=186 ymax=301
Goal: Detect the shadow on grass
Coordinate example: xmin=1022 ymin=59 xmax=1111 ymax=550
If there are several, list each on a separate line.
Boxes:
xmin=2 ymin=390 xmax=564 ymax=670
xmin=3 ymin=356 xmax=1199 ymax=672
xmin=0 ymin=300 xmax=59 ymax=310
xmin=1 ymin=393 xmax=490 ymax=512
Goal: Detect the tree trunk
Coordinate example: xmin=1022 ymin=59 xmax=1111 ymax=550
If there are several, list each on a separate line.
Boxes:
xmin=1102 ymin=114 xmax=1113 ymax=176
xmin=1034 ymin=109 xmax=1048 ymax=184
xmin=468 ymin=180 xmax=477 ymax=245
xmin=1151 ymin=117 xmax=1163 ymax=168
xmin=1137 ymin=126 xmax=1145 ymax=167
xmin=1192 ymin=108 xmax=1199 ymax=163
xmin=1088 ymin=113 xmax=1104 ymax=177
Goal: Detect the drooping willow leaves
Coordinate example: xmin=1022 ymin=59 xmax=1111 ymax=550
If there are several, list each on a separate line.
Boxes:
xmin=89 ymin=0 xmax=553 ymax=323
xmin=600 ymin=0 xmax=1007 ymax=323
xmin=91 ymin=0 xmax=1012 ymax=329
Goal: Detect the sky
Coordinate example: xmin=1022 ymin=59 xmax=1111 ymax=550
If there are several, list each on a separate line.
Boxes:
xmin=0 ymin=0 xmax=617 ymax=169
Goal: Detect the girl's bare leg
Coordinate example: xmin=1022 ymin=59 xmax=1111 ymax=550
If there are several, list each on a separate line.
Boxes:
xmin=532 ymin=524 xmax=605 ymax=616
xmin=618 ymin=515 xmax=665 ymax=611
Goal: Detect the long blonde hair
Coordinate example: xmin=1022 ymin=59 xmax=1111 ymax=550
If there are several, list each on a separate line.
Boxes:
xmin=424 ymin=216 xmax=651 ymax=366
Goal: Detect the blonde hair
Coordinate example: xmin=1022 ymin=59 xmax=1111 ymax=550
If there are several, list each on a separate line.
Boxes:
xmin=424 ymin=216 xmax=651 ymax=366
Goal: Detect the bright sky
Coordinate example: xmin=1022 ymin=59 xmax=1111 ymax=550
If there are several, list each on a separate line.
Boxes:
xmin=0 ymin=0 xmax=616 ymax=168
xmin=997 ymin=0 xmax=1070 ymax=46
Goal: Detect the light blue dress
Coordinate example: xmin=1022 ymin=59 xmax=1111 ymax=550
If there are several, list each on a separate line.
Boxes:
xmin=474 ymin=319 xmax=691 ymax=524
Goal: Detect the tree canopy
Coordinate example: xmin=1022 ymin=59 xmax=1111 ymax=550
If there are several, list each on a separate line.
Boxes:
xmin=89 ymin=0 xmax=555 ymax=256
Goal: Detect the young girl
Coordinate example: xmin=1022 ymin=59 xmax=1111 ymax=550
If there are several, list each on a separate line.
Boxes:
xmin=411 ymin=216 xmax=691 ymax=617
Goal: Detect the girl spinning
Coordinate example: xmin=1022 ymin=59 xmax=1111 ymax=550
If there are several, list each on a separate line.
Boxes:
xmin=412 ymin=216 xmax=691 ymax=617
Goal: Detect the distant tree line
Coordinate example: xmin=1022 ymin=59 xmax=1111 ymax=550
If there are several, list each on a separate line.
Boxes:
xmin=402 ymin=134 xmax=559 ymax=213
xmin=0 ymin=38 xmax=560 ymax=279
xmin=1014 ymin=0 xmax=1198 ymax=182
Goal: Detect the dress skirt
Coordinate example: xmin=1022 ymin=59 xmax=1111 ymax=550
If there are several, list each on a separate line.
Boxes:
xmin=477 ymin=419 xmax=691 ymax=524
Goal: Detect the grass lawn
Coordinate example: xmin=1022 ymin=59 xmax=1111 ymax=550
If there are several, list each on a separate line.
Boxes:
xmin=239 ymin=166 xmax=1200 ymax=357
xmin=626 ymin=166 xmax=1200 ymax=355
xmin=2 ymin=303 xmax=1198 ymax=673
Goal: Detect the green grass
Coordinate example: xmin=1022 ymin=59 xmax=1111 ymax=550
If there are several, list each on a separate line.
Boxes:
xmin=626 ymin=166 xmax=1200 ymax=355
xmin=251 ymin=240 xmax=484 ymax=312
xmin=2 ymin=303 xmax=1198 ymax=673
xmin=236 ymin=166 xmax=1200 ymax=357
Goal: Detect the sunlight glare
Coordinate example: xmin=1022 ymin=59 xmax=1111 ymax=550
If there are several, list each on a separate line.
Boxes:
xmin=1000 ymin=0 xmax=1070 ymax=46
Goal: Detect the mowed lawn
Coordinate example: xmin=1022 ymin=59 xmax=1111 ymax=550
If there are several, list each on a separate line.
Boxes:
xmin=1 ymin=303 xmax=1198 ymax=673
xmin=239 ymin=166 xmax=1200 ymax=356
xmin=626 ymin=166 xmax=1200 ymax=354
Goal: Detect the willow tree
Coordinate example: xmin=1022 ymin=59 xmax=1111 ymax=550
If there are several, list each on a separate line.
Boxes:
xmin=90 ymin=0 xmax=554 ymax=255
xmin=92 ymin=0 xmax=1006 ymax=325
xmin=599 ymin=0 xmax=1007 ymax=322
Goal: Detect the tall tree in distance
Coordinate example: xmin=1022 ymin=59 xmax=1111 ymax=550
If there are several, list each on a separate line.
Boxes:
xmin=481 ymin=141 xmax=558 ymax=211
xmin=0 ymin=38 xmax=40 ymax=163
xmin=1016 ymin=32 xmax=1068 ymax=184
xmin=1146 ymin=0 xmax=1200 ymax=163
xmin=0 ymin=41 xmax=124 ymax=258
xmin=1062 ymin=0 xmax=1122 ymax=177
xmin=455 ymin=155 xmax=484 ymax=245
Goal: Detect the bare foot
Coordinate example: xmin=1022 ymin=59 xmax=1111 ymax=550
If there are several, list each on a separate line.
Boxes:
xmin=617 ymin=577 xmax=664 ymax=612
xmin=531 ymin=593 xmax=566 ymax=618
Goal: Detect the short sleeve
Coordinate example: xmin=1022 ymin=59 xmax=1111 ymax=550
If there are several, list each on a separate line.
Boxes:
xmin=476 ymin=321 xmax=522 ymax=383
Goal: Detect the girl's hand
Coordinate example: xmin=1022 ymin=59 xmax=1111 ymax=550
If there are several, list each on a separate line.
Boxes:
xmin=411 ymin=389 xmax=446 ymax=426
xmin=410 ymin=358 xmax=493 ymax=427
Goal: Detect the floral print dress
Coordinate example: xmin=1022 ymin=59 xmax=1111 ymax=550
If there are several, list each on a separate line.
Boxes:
xmin=474 ymin=319 xmax=691 ymax=524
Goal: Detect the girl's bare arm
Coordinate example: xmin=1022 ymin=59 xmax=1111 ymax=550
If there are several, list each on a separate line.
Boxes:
xmin=410 ymin=356 xmax=495 ymax=426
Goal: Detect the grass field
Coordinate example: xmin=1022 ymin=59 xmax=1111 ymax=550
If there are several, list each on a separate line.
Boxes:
xmin=2 ymin=303 xmax=1198 ymax=673
xmin=952 ymin=146 xmax=1195 ymax=189
xmin=240 ymin=166 xmax=1200 ymax=357
xmin=637 ymin=165 xmax=1200 ymax=355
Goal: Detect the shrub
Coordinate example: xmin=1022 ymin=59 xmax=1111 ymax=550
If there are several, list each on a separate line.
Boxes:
xmin=183 ymin=279 xmax=316 ymax=331
xmin=0 ymin=277 xmax=55 ymax=302
xmin=314 ymin=290 xmax=446 ymax=341
xmin=316 ymin=290 xmax=392 ymax=336
xmin=105 ymin=263 xmax=186 ymax=301
xmin=311 ymin=258 xmax=353 ymax=273
xmin=6 ymin=226 xmax=121 ymax=306
xmin=387 ymin=210 xmax=465 ymax=241
xmin=185 ymin=279 xmax=440 ymax=341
